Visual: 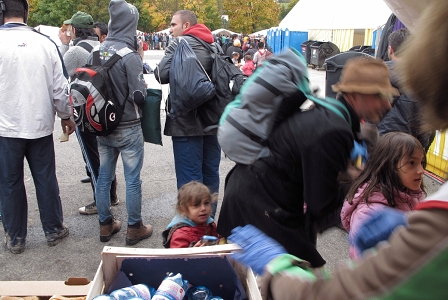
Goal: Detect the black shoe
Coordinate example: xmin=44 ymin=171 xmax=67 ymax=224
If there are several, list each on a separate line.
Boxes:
xmin=80 ymin=176 xmax=91 ymax=183
xmin=45 ymin=226 xmax=69 ymax=246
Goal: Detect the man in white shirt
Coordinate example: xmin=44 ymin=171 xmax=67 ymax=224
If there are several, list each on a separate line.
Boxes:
xmin=0 ymin=0 xmax=76 ymax=254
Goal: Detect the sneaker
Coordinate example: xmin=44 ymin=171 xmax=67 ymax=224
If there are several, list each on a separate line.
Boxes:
xmin=4 ymin=235 xmax=25 ymax=254
xmin=79 ymin=199 xmax=120 ymax=215
xmin=45 ymin=226 xmax=69 ymax=247
xmin=79 ymin=202 xmax=97 ymax=215
xmin=100 ymin=217 xmax=121 ymax=242
xmin=126 ymin=221 xmax=153 ymax=246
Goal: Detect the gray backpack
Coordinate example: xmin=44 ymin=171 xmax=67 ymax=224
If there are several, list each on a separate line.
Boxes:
xmin=218 ymin=47 xmax=351 ymax=165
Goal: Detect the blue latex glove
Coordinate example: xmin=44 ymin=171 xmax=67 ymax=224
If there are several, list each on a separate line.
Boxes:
xmin=228 ymin=225 xmax=287 ymax=275
xmin=353 ymin=208 xmax=408 ymax=256
xmin=350 ymin=140 xmax=368 ymax=163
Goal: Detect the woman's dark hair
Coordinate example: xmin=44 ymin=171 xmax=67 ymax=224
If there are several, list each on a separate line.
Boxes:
xmin=73 ymin=26 xmax=96 ymax=39
xmin=346 ymin=132 xmax=426 ymax=207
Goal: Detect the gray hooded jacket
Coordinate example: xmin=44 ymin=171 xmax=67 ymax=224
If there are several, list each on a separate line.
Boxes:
xmin=88 ymin=0 xmax=146 ymax=128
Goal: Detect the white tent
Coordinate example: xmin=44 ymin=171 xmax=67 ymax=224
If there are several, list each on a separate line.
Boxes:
xmin=155 ymin=28 xmax=170 ymax=35
xmin=212 ymin=28 xmax=238 ymax=36
xmin=34 ymin=25 xmax=62 ymax=46
xmin=279 ymin=0 xmax=392 ymax=31
xmin=251 ymin=29 xmax=269 ymax=37
xmin=279 ymin=0 xmax=393 ymax=51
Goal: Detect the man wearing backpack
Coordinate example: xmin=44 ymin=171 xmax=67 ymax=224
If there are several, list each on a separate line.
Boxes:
xmin=59 ymin=11 xmax=120 ymax=216
xmin=154 ymin=10 xmax=221 ymax=217
xmin=0 ymin=0 xmax=76 ymax=253
xmin=253 ymin=42 xmax=272 ymax=68
xmin=91 ymin=0 xmax=151 ymax=245
xmin=217 ymin=57 xmax=396 ymax=268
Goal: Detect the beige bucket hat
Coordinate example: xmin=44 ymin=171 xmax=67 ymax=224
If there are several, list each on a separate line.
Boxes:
xmin=332 ymin=57 xmax=399 ymax=99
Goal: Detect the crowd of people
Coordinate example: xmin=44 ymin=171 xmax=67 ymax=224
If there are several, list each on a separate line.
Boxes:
xmin=1 ymin=0 xmax=448 ymax=298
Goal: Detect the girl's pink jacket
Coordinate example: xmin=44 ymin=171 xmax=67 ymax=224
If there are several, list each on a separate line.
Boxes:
xmin=341 ymin=182 xmax=425 ymax=258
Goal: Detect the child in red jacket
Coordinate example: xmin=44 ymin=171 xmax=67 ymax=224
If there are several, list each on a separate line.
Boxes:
xmin=241 ymin=54 xmax=255 ymax=76
xmin=162 ymin=181 xmax=221 ymax=248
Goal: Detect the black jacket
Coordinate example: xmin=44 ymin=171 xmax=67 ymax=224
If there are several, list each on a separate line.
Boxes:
xmin=217 ymin=98 xmax=360 ymax=268
xmin=377 ymin=60 xmax=433 ymax=149
xmin=155 ymin=33 xmax=217 ymax=136
xmin=226 ymin=45 xmax=243 ymax=62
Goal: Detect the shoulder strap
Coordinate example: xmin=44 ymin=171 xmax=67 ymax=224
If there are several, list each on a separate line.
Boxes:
xmin=77 ymin=41 xmax=93 ymax=53
xmin=92 ymin=50 xmax=101 ymax=66
xmin=184 ymin=34 xmax=216 ymax=54
xmin=309 ymin=96 xmax=352 ymax=127
xmin=103 ymin=47 xmax=133 ymax=68
xmin=162 ymin=222 xmax=191 ymax=248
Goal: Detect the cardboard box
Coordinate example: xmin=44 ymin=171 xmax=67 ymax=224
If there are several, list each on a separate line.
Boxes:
xmin=0 ymin=277 xmax=91 ymax=298
xmin=87 ymin=244 xmax=262 ymax=300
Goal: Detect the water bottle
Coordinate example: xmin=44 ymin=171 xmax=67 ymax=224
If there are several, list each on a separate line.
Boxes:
xmin=109 ymin=284 xmax=153 ymax=300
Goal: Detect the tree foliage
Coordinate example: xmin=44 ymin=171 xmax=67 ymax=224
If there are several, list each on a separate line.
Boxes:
xmin=223 ymin=0 xmax=281 ymax=33
xmin=27 ymin=0 xmax=278 ymax=33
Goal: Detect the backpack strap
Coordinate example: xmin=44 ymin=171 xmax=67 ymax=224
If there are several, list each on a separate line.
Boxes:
xmin=227 ymin=115 xmax=267 ymax=146
xmin=103 ymin=47 xmax=133 ymax=68
xmin=184 ymin=34 xmax=216 ymax=54
xmin=161 ymin=222 xmax=191 ymax=248
xmin=92 ymin=51 xmax=101 ymax=66
xmin=77 ymin=41 xmax=93 ymax=53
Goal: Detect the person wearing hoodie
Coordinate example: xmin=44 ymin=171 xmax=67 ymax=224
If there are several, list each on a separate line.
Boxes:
xmin=90 ymin=0 xmax=151 ymax=246
xmin=154 ymin=10 xmax=221 ymax=218
xmin=58 ymin=11 xmax=120 ymax=216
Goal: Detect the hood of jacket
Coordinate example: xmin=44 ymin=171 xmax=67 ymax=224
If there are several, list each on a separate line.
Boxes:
xmin=166 ymin=214 xmax=214 ymax=229
xmin=341 ymin=182 xmax=425 ymax=232
xmin=107 ymin=0 xmax=139 ymax=48
xmin=183 ymin=24 xmax=214 ymax=44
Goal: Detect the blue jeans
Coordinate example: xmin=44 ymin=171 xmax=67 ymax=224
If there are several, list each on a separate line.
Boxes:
xmin=172 ymin=135 xmax=221 ymax=217
xmin=96 ymin=126 xmax=144 ymax=225
xmin=0 ymin=135 xmax=64 ymax=246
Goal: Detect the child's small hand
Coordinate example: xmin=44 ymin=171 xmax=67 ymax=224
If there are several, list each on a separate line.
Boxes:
xmin=193 ymin=240 xmax=206 ymax=247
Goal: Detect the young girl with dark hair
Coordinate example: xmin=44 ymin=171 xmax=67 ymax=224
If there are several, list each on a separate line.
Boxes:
xmin=162 ymin=181 xmax=221 ymax=248
xmin=341 ymin=132 xmax=426 ymax=258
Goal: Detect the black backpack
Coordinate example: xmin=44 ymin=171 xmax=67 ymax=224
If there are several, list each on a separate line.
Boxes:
xmin=70 ymin=47 xmax=133 ymax=136
xmin=187 ymin=35 xmax=248 ymax=128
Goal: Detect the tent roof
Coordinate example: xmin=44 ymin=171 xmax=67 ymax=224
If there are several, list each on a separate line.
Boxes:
xmin=156 ymin=28 xmax=170 ymax=35
xmin=34 ymin=25 xmax=62 ymax=46
xmin=212 ymin=28 xmax=238 ymax=36
xmin=280 ymin=0 xmax=392 ymax=31
xmin=251 ymin=29 xmax=268 ymax=37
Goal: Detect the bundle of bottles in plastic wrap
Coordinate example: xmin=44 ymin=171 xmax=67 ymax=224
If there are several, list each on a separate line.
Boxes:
xmin=93 ymin=273 xmax=224 ymax=300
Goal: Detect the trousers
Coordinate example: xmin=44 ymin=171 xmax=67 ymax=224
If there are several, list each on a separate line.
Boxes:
xmin=0 ymin=135 xmax=64 ymax=246
xmin=172 ymin=135 xmax=221 ymax=217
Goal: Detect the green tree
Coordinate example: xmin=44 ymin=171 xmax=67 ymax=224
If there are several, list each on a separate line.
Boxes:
xmin=76 ymin=0 xmax=111 ymax=24
xmin=29 ymin=0 xmax=76 ymax=27
xmin=223 ymin=0 xmax=281 ymax=33
xmin=280 ymin=0 xmax=299 ymax=20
